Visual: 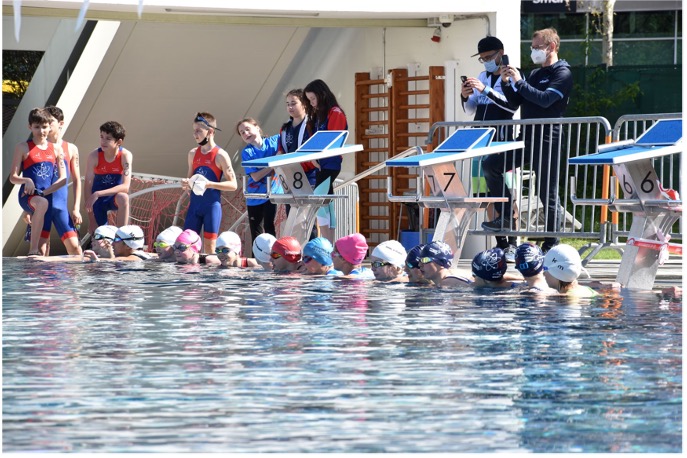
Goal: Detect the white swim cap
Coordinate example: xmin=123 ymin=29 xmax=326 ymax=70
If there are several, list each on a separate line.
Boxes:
xmin=156 ymin=226 xmax=183 ymax=245
xmin=216 ymin=231 xmax=242 ymax=255
xmin=252 ymin=233 xmax=277 ymax=263
xmin=115 ymin=225 xmax=145 ymax=250
xmin=371 ymin=240 xmax=407 ymax=267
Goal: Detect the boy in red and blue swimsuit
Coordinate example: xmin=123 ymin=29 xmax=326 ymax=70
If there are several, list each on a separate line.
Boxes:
xmin=45 ymin=105 xmax=82 ymax=255
xmin=9 ymin=107 xmax=67 ymax=255
xmin=84 ymin=121 xmax=133 ymax=234
xmin=181 ymin=112 xmax=238 ymax=254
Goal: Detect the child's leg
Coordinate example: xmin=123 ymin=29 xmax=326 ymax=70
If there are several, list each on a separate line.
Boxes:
xmin=62 ymin=236 xmax=82 ymax=256
xmin=28 ymin=197 xmax=49 ymax=255
xmin=114 ymin=192 xmax=130 ymax=227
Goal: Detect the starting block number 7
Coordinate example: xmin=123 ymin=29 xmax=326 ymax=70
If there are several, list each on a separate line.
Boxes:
xmin=426 ymin=172 xmax=457 ymax=194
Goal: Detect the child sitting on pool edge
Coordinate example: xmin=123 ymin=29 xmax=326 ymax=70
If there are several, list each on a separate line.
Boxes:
xmin=302 ymin=237 xmax=342 ymax=276
xmin=332 ymin=233 xmax=374 ymax=279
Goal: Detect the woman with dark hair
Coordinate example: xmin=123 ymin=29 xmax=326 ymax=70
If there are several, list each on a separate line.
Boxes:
xmin=303 ymin=79 xmax=348 ymax=242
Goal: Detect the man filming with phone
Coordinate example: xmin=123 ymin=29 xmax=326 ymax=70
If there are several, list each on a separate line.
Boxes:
xmin=461 ymin=35 xmax=524 ymax=261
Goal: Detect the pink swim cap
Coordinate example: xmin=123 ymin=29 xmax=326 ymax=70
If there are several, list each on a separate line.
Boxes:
xmin=335 ymin=233 xmax=368 ymax=265
xmin=175 ymin=229 xmax=202 ymax=253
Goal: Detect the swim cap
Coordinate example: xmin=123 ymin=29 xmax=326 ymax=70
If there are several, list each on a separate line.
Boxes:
xmin=175 ymin=229 xmax=202 ymax=253
xmin=115 ymin=225 xmax=145 ymax=250
xmin=303 ymin=237 xmax=334 ymax=266
xmin=216 ymin=231 xmax=242 ymax=255
xmin=405 ymin=244 xmax=425 ymax=269
xmin=252 ymin=233 xmax=277 ymax=263
xmin=272 ymin=236 xmax=302 ymax=263
xmin=472 ymin=248 xmax=508 ymax=281
xmin=335 ymin=233 xmax=368 ymax=265
xmin=543 ymin=244 xmax=584 ymax=282
xmin=514 ymin=242 xmax=544 ymax=277
xmin=372 ymin=240 xmax=407 ymax=267
xmin=156 ymin=226 xmax=183 ymax=245
xmin=420 ymin=241 xmax=453 ymax=268
xmin=94 ymin=224 xmax=118 ymax=241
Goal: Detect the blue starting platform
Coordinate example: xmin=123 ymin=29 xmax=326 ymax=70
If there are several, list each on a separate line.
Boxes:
xmin=569 ymin=118 xmax=682 ymax=290
xmin=385 ymin=127 xmax=524 ymax=258
xmin=241 ymin=131 xmax=363 ymax=246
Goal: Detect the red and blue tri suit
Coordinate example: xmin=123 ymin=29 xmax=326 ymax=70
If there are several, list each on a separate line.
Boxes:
xmin=91 ymin=146 xmax=125 ymax=226
xmin=49 ymin=140 xmax=78 ymax=240
xmin=19 ymin=141 xmax=57 ymax=239
xmin=183 ymin=146 xmax=224 ymax=240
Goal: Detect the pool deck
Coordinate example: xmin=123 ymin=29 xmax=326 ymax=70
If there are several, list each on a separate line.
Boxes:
xmin=449 ymin=258 xmax=685 ymax=290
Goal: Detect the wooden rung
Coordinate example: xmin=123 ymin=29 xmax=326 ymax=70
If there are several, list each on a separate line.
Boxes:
xmin=395 ymin=132 xmax=429 ymax=138
xmin=362 ymin=93 xmax=388 ymax=100
xmin=399 ymin=90 xmax=429 ymax=96
xmin=399 ymin=104 xmax=430 ymax=110
xmin=362 ymin=134 xmax=388 ymax=140
xmin=364 ymin=229 xmax=392 ymax=234
xmin=355 ymin=78 xmax=385 ymax=86
xmin=361 ymin=202 xmax=392 ymax=208
xmin=396 ymin=75 xmax=430 ymax=83
xmin=361 ymin=107 xmax=389 ymax=113
xmin=360 ymin=120 xmax=389 ymax=127
xmin=396 ymin=118 xmax=430 ymax=124
xmin=361 ymin=148 xmax=388 ymax=153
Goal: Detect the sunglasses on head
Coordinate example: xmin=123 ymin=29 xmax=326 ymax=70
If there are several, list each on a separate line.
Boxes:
xmin=215 ymin=247 xmax=235 ymax=255
xmin=371 ymin=261 xmax=392 ymax=269
xmin=194 ymin=114 xmax=222 ymax=132
xmin=153 ymin=241 xmax=169 ymax=249
xmin=94 ymin=234 xmax=113 ymax=241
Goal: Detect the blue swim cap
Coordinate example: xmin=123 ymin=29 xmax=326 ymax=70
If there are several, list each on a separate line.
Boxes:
xmin=303 ymin=237 xmax=334 ymax=266
xmin=405 ymin=244 xmax=425 ymax=269
xmin=472 ymin=248 xmax=508 ymax=281
xmin=514 ymin=242 xmax=544 ymax=277
xmin=420 ymin=241 xmax=453 ymax=268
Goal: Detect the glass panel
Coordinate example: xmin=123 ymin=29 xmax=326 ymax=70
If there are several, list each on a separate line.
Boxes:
xmin=614 ymin=11 xmax=677 ymax=38
xmin=613 ymin=40 xmax=677 ymax=65
xmin=520 ymin=13 xmax=589 ymax=40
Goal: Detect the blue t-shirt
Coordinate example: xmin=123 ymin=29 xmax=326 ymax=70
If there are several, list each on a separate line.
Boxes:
xmin=241 ymin=134 xmax=283 ymax=206
xmin=347 ymin=267 xmax=375 ymax=280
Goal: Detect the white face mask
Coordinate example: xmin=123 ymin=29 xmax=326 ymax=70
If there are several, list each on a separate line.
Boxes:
xmin=483 ymin=59 xmax=498 ymax=73
xmin=531 ymin=48 xmax=547 ymax=65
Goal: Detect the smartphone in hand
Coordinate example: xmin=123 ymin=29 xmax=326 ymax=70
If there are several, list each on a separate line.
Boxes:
xmin=501 ymin=54 xmax=509 ymax=66
xmin=461 ymin=75 xmax=468 ymax=84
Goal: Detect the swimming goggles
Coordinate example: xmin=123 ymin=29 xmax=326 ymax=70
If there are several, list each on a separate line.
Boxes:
xmin=93 ymin=234 xmax=113 ymax=241
xmin=174 ymin=243 xmax=193 ymax=252
xmin=215 ymin=247 xmax=236 ymax=255
xmin=270 ymin=252 xmax=282 ymax=260
xmin=153 ymin=241 xmax=169 ymax=249
xmin=371 ymin=261 xmax=392 ymax=268
xmin=418 ymin=257 xmax=435 ymax=265
xmin=114 ymin=235 xmax=143 ymax=242
xmin=302 ymin=255 xmax=313 ymax=264
xmin=194 ymin=114 xmax=222 ymax=132
xmin=406 ymin=261 xmax=419 ymax=269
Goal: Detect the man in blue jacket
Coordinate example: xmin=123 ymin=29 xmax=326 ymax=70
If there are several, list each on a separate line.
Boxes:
xmin=482 ymin=27 xmax=573 ymax=254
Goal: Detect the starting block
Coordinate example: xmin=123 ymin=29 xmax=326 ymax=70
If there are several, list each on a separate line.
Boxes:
xmin=385 ymin=127 xmax=524 ymax=258
xmin=569 ymin=118 xmax=682 ymax=290
xmin=241 ymin=131 xmax=362 ymax=245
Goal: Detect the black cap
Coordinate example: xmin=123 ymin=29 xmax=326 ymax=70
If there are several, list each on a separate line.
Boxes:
xmin=471 ymin=36 xmax=504 ymax=57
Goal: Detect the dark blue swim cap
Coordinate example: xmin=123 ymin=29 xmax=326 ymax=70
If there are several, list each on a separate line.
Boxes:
xmin=472 ymin=248 xmax=508 ymax=281
xmin=420 ymin=241 xmax=453 ymax=269
xmin=405 ymin=244 xmax=425 ymax=269
xmin=514 ymin=242 xmax=544 ymax=277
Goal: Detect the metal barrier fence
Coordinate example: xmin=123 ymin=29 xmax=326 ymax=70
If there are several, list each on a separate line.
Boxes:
xmin=611 ymin=113 xmax=682 ymax=245
xmin=333 ymin=179 xmax=359 ymax=242
xmin=424 ymin=117 xmax=613 ymax=254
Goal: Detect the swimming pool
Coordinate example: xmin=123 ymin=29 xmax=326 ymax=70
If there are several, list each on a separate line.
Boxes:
xmin=2 ymin=258 xmax=681 ymax=452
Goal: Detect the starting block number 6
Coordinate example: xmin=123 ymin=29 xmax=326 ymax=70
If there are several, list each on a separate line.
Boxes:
xmin=616 ymin=163 xmax=661 ymax=200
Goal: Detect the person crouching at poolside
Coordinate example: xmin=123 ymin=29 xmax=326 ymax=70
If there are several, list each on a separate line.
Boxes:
xmin=252 ymin=233 xmax=277 ymax=270
xmin=419 ymin=241 xmax=472 ymax=287
xmin=209 ymin=230 xmax=259 ymax=268
xmin=332 ymin=233 xmax=374 ymax=279
xmin=153 ymin=226 xmax=182 ymax=262
xmin=302 ymin=237 xmax=342 ymax=276
xmin=471 ymin=248 xmax=518 ymax=288
xmin=174 ymin=229 xmax=203 ymax=264
xmin=405 ymin=244 xmax=429 ymax=285
xmin=515 ymin=242 xmax=557 ymax=294
xmin=370 ymin=240 xmax=408 ymax=282
xmin=271 ymin=236 xmax=305 ymax=273
xmin=543 ymin=244 xmax=597 ymax=298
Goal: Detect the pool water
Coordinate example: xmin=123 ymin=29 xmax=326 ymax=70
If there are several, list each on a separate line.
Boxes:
xmin=2 ymin=258 xmax=682 ymax=452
